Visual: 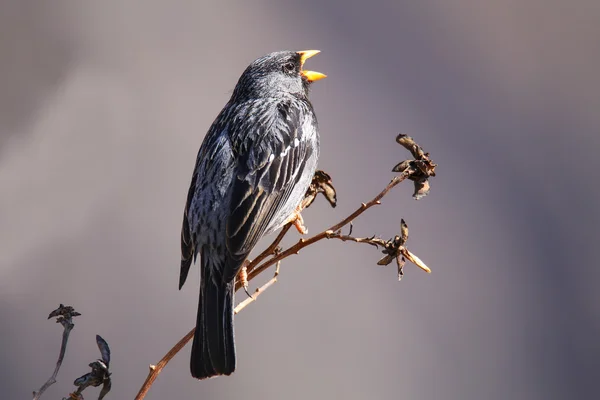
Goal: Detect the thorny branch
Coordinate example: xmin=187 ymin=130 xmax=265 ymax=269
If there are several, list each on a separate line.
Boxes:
xmin=33 ymin=304 xmax=81 ymax=400
xmin=135 ymin=134 xmax=437 ymax=400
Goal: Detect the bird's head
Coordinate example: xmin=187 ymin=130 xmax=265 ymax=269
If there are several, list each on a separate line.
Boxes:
xmin=231 ymin=50 xmax=326 ymax=100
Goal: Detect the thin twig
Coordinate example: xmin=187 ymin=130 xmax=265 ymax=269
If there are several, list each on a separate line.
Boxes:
xmin=325 ymin=232 xmax=388 ymax=248
xmin=245 ymin=224 xmax=291 ymax=276
xmin=234 ymin=261 xmax=281 ymax=313
xmin=134 ymin=328 xmax=195 ymax=400
xmin=135 ymin=260 xmax=282 ymax=400
xmin=33 ymin=305 xmax=81 ymax=400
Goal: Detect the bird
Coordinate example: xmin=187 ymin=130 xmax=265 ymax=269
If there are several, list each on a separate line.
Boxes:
xmin=179 ymin=50 xmax=326 ymax=379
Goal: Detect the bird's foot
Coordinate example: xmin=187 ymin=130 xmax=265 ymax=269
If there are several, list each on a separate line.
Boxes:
xmin=288 ymin=210 xmax=307 ymax=235
xmin=238 ymin=261 xmax=253 ymax=299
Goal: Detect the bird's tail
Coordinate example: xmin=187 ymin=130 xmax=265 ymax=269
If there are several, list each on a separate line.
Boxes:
xmin=191 ymin=250 xmax=236 ymax=379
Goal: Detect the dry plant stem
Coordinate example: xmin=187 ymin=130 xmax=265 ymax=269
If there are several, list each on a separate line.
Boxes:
xmin=134 ymin=327 xmax=195 ymax=400
xmin=327 ymin=233 xmax=387 ymax=248
xmin=135 ymin=262 xmax=282 ymax=400
xmin=245 ymin=223 xmax=292 ymax=274
xmin=234 ymin=261 xmax=280 ymax=313
xmin=135 ymin=172 xmax=409 ymax=400
xmin=33 ymin=321 xmax=74 ymax=400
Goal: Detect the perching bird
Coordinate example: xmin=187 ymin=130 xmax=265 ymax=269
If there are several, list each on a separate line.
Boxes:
xmin=179 ymin=50 xmax=326 ymax=379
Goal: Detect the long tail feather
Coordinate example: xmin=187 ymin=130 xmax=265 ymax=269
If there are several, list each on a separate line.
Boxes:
xmin=190 ymin=250 xmax=236 ymax=379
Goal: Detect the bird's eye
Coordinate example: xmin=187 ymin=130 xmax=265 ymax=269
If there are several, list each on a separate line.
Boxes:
xmin=283 ymin=62 xmax=296 ymax=74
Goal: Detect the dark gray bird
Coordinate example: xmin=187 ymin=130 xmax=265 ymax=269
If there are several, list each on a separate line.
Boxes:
xmin=179 ymin=50 xmax=326 ymax=379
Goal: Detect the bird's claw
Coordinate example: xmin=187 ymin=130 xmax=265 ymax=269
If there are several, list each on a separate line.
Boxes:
xmin=294 ymin=219 xmax=307 ymax=235
xmin=291 ymin=211 xmax=308 ymax=234
xmin=238 ymin=264 xmax=253 ymax=299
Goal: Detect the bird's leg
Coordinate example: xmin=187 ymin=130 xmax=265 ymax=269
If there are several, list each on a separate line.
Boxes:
xmin=238 ymin=260 xmax=252 ymax=298
xmin=284 ymin=208 xmax=308 ymax=235
xmin=293 ymin=211 xmax=308 ymax=235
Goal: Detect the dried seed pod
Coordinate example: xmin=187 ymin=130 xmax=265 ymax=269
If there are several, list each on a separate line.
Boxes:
xmin=413 ymin=178 xmax=431 ymax=200
xmin=377 ymin=253 xmax=395 ymax=266
xmin=96 ymin=335 xmax=111 ymax=368
xmin=396 ymin=134 xmax=425 ymax=159
xmin=303 ymin=170 xmax=337 ymax=208
xmin=72 ymin=335 xmax=112 ymax=399
xmin=392 ymin=160 xmax=412 ymax=173
xmin=400 ymin=219 xmax=409 ymax=244
xmin=396 ymin=255 xmax=406 ymax=281
xmin=401 ymin=248 xmax=431 ymax=273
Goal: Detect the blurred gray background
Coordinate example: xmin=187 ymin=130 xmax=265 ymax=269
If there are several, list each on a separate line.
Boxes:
xmin=1 ymin=1 xmax=599 ymax=399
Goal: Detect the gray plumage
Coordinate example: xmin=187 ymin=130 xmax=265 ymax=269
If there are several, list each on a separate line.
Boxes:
xmin=179 ymin=50 xmax=324 ymax=379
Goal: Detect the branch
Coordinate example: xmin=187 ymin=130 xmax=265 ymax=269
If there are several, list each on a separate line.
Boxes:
xmin=134 ymin=263 xmax=281 ymax=400
xmin=135 ymin=134 xmax=437 ymax=399
xmin=33 ymin=304 xmax=81 ymax=400
xmin=234 ymin=261 xmax=281 ymax=313
xmin=134 ymin=328 xmax=195 ymax=400
xmin=247 ymin=224 xmax=291 ymax=270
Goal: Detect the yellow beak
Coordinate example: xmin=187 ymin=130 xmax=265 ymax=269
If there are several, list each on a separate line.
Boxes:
xmin=297 ymin=50 xmax=327 ymax=82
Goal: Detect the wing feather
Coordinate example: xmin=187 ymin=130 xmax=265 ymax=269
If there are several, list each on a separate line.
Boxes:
xmin=224 ymin=100 xmax=314 ymax=277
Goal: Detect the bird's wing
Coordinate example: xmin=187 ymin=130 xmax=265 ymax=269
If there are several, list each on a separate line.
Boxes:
xmin=224 ymin=100 xmax=315 ymax=280
xmin=180 ymin=124 xmax=236 ymax=288
xmin=179 ymin=169 xmax=198 ymax=289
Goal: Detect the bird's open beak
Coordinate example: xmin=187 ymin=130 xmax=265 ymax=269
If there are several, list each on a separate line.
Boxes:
xmin=297 ymin=50 xmax=327 ymax=82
